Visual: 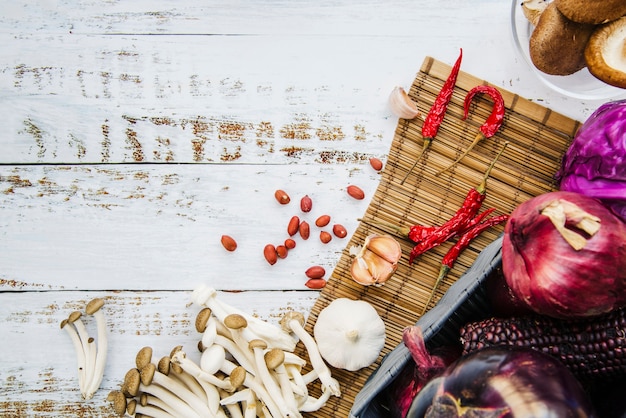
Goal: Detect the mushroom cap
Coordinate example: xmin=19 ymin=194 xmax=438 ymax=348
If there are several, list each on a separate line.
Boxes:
xmin=554 ymin=0 xmax=626 ymax=24
xmin=248 ymin=338 xmax=268 ymax=351
xmin=279 ymin=311 xmax=305 ymax=331
xmin=67 ymin=311 xmax=83 ymax=323
xmin=529 ymin=2 xmax=596 ymax=75
xmin=126 ymin=399 xmax=137 ymax=416
xmin=85 ymin=297 xmax=105 ymax=315
xmin=195 ymin=307 xmax=212 ymax=333
xmin=224 ymin=313 xmax=248 ymax=330
xmin=264 ymin=348 xmax=286 ymax=370
xmin=313 ymin=298 xmax=386 ymax=371
xmin=229 ymin=365 xmax=246 ymax=389
xmin=140 ymin=363 xmax=157 ymax=386
xmin=122 ymin=368 xmax=141 ymax=397
xmin=585 ymin=17 xmax=626 ymax=89
xmin=135 ymin=346 xmax=153 ymax=369
xmin=110 ymin=390 xmax=127 ymax=416
xmin=157 ymin=356 xmax=171 ymax=375
xmin=522 ymin=0 xmax=549 ymax=26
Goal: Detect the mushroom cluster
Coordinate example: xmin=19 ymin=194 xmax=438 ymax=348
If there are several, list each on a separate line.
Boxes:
xmin=524 ymin=0 xmax=626 ymax=88
xmin=60 ymin=297 xmax=108 ymax=400
xmin=108 ymin=285 xmax=341 ymax=417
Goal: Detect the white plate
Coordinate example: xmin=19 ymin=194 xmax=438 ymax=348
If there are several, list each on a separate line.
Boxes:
xmin=510 ymin=0 xmax=626 ymax=100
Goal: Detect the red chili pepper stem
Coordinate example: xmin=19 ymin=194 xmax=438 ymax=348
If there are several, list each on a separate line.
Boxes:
xmin=421 ymin=213 xmax=509 ymax=315
xmin=475 ymin=141 xmax=508 ymax=195
xmin=400 ymin=49 xmax=463 ymax=185
xmin=436 ymin=85 xmax=506 ymax=176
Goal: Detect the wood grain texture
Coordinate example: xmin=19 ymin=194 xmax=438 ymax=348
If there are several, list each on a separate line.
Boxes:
xmin=0 ymin=0 xmax=619 ymax=416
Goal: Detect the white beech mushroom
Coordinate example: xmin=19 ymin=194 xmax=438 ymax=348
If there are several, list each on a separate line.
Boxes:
xmin=313 ymin=298 xmax=386 ymax=371
xmin=265 ymin=348 xmax=303 ymax=415
xmin=67 ymin=310 xmax=95 ymax=398
xmin=140 ymin=363 xmax=212 ymax=417
xmin=158 ymin=355 xmax=207 ymax=403
xmin=279 ymin=311 xmax=341 ymax=397
xmin=122 ymin=368 xmax=201 ymax=418
xmin=84 ymin=297 xmax=108 ymax=399
xmin=60 ymin=318 xmax=87 ymax=395
xmin=249 ymin=339 xmax=299 ymax=418
xmin=218 ymin=388 xmax=244 ymax=418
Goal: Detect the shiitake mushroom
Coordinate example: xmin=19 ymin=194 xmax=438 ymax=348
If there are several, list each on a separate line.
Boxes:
xmin=529 ymin=2 xmax=595 ymax=75
xmin=554 ymin=0 xmax=626 ymax=25
xmin=585 ymin=16 xmax=626 ymax=89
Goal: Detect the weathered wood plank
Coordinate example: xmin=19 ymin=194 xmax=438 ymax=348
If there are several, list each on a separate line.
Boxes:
xmin=0 ymin=289 xmax=318 ymax=417
xmin=0 ymin=163 xmax=378 ymax=291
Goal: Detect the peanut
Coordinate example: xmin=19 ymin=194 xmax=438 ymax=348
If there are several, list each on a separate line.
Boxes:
xmin=320 ymin=231 xmax=332 ymax=244
xmin=369 ymin=157 xmax=383 ymax=171
xmin=333 ymin=224 xmax=348 ymax=238
xmin=305 ymin=265 xmax=326 ymax=279
xmin=276 ymin=245 xmax=288 ymax=259
xmin=287 ymin=215 xmax=300 ymax=236
xmin=347 ymin=185 xmax=365 ymax=200
xmin=220 ymin=235 xmax=237 ymax=251
xmin=284 ymin=238 xmax=296 ymax=250
xmin=299 ymin=221 xmax=310 ymax=240
xmin=274 ymin=189 xmax=291 ymax=205
xmin=315 ymin=214 xmax=331 ymax=227
xmin=304 ymin=278 xmax=327 ymax=289
xmin=263 ymin=244 xmax=278 ymax=265
xmin=300 ymin=195 xmax=313 ymax=213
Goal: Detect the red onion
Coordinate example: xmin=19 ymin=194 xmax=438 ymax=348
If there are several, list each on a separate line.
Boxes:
xmin=502 ymin=191 xmax=626 ymax=318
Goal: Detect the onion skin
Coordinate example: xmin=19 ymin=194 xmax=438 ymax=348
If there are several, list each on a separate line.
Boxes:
xmin=406 ymin=347 xmax=597 ymax=417
xmin=502 ymin=191 xmax=626 ymax=319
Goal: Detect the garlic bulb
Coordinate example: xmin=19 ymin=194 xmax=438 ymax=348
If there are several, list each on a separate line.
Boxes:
xmin=388 ymin=86 xmax=420 ymax=120
xmin=349 ymin=234 xmax=402 ymax=286
xmin=313 ymin=298 xmax=386 ymax=371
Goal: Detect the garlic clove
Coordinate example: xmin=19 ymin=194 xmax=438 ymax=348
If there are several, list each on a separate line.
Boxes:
xmin=350 ymin=249 xmax=397 ymax=286
xmin=364 ymin=234 xmax=402 ymax=264
xmin=388 ymin=86 xmax=420 ymax=120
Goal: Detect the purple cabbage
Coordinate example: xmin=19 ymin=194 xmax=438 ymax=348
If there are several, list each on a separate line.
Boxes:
xmin=556 ymin=99 xmax=626 ymax=223
xmin=406 ymin=346 xmax=597 ymax=417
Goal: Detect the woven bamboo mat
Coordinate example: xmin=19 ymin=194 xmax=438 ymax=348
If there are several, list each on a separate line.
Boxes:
xmin=298 ymin=56 xmax=581 ymax=417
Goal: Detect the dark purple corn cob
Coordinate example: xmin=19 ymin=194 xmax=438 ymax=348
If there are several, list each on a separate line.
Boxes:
xmin=459 ymin=307 xmax=626 ymax=381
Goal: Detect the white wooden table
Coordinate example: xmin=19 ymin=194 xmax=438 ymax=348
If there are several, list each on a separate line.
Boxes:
xmin=0 ymin=1 xmax=621 ymax=416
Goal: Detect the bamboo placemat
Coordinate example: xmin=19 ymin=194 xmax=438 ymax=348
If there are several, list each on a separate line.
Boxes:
xmin=298 ymin=56 xmax=581 ymax=417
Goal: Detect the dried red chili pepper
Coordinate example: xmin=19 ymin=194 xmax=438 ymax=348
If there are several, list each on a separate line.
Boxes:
xmin=437 ymin=85 xmax=506 ymax=175
xmin=409 ymin=141 xmax=508 ymax=264
xmin=421 ymin=213 xmax=509 ymax=314
xmin=400 ymin=48 xmax=463 ymax=185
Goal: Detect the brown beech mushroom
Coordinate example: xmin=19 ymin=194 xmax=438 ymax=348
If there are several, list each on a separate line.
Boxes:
xmin=529 ymin=2 xmax=595 ymax=75
xmin=313 ymin=298 xmax=386 ymax=372
xmin=585 ymin=17 xmax=626 ymax=88
xmin=554 ymin=0 xmax=626 ymax=24
xmin=121 ymin=368 xmax=202 ymax=418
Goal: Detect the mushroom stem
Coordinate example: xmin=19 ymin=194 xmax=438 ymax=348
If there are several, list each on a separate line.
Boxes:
xmin=67 ymin=311 xmax=94 ymax=398
xmin=214 ymin=334 xmax=256 ymax=372
xmin=170 ymin=349 xmax=237 ymax=392
xmin=249 ymin=339 xmax=299 ymax=418
xmin=141 ymin=363 xmax=213 ymax=417
xmin=298 ymin=386 xmax=335 ymax=412
xmin=280 ymin=312 xmax=341 ymax=397
xmin=140 ymin=393 xmax=182 ymax=418
xmin=285 ymin=364 xmax=309 ymax=401
xmin=127 ymin=398 xmax=178 ymax=418
xmin=218 ymin=388 xmax=244 ymax=418
xmin=221 ymin=359 xmax=284 ymax=418
xmin=60 ymin=318 xmax=87 ymax=396
xmin=122 ymin=368 xmax=201 ymax=418
xmin=84 ymin=298 xmax=108 ymax=399
xmin=266 ymin=348 xmax=303 ymax=416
